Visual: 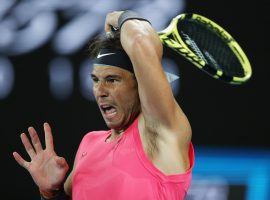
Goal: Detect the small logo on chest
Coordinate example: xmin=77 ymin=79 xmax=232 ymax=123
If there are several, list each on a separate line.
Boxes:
xmin=81 ymin=152 xmax=87 ymax=159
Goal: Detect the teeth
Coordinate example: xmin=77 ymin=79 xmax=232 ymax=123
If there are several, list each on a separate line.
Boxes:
xmin=101 ymin=104 xmax=110 ymax=108
xmin=100 ymin=105 xmax=114 ymax=112
xmin=99 ymin=104 xmax=116 ymax=116
xmin=105 ymin=107 xmax=116 ymax=114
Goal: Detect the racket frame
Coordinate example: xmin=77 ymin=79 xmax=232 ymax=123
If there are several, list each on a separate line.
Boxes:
xmin=158 ymin=13 xmax=252 ymax=84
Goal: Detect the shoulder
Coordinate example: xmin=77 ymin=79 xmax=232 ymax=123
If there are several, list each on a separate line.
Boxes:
xmin=74 ymin=130 xmax=109 ymax=164
xmin=84 ymin=130 xmax=109 ymax=137
xmin=76 ymin=130 xmax=110 ymax=151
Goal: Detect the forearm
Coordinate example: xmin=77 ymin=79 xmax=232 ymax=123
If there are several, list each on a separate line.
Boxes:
xmin=120 ymin=18 xmax=177 ymax=126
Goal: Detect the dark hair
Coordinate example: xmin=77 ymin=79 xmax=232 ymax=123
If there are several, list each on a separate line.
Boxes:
xmin=88 ymin=30 xmax=123 ymax=58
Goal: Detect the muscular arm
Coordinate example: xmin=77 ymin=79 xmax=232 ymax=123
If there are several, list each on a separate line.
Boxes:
xmin=120 ymin=19 xmax=191 ymax=144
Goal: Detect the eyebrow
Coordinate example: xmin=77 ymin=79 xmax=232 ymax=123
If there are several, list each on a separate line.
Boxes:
xmin=90 ymin=74 xmax=122 ymax=79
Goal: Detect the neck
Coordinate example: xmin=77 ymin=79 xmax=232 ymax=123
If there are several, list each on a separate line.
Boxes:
xmin=112 ymin=128 xmax=124 ymax=135
xmin=106 ymin=129 xmax=124 ymax=142
xmin=109 ymin=112 xmax=141 ymax=141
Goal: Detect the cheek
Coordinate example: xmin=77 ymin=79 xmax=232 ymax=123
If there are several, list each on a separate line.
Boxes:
xmin=119 ymin=89 xmax=139 ymax=109
xmin=92 ymin=87 xmax=98 ymax=99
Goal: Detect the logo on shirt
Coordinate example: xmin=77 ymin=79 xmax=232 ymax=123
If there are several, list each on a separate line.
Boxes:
xmin=81 ymin=151 xmax=87 ymax=159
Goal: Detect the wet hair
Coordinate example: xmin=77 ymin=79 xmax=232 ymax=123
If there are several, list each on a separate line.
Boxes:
xmin=88 ymin=31 xmax=123 ymax=58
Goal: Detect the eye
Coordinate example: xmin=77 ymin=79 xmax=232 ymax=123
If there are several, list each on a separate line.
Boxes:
xmin=107 ymin=78 xmax=118 ymax=83
xmin=91 ymin=77 xmax=98 ymax=83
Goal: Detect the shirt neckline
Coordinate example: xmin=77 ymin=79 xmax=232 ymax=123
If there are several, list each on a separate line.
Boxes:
xmin=104 ymin=118 xmax=139 ymax=144
xmin=104 ymin=130 xmax=122 ymax=144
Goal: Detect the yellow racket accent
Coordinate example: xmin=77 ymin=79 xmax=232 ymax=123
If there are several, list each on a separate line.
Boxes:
xmin=158 ymin=13 xmax=252 ymax=84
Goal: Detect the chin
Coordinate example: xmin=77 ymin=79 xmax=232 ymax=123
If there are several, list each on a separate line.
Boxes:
xmin=105 ymin=116 xmax=133 ymax=132
xmin=106 ymin=122 xmax=124 ymax=131
xmin=104 ymin=117 xmax=123 ymax=130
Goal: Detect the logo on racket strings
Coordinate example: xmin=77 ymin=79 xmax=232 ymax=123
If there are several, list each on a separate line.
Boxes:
xmin=181 ymin=32 xmax=208 ymax=64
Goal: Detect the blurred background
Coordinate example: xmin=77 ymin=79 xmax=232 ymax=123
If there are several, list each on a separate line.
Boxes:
xmin=0 ymin=0 xmax=269 ymax=199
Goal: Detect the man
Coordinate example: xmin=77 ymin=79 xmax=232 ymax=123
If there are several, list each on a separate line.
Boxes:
xmin=13 ymin=10 xmax=194 ymax=199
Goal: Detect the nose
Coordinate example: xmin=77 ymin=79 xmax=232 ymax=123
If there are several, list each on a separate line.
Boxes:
xmin=94 ymin=81 xmax=109 ymax=98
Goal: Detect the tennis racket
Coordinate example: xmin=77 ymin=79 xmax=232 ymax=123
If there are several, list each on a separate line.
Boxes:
xmin=158 ymin=13 xmax=252 ymax=84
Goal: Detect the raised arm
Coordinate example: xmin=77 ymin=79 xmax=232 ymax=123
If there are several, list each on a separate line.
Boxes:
xmin=105 ymin=11 xmax=191 ymax=144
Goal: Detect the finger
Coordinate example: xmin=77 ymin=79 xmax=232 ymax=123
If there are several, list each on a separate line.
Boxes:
xmin=13 ymin=152 xmax=30 ymax=169
xmin=104 ymin=22 xmax=117 ymax=33
xmin=44 ymin=122 xmax=54 ymax=151
xmin=104 ymin=14 xmax=112 ymax=33
xmin=20 ymin=133 xmax=36 ymax=159
xmin=28 ymin=127 xmax=43 ymax=153
xmin=104 ymin=12 xmax=120 ymax=33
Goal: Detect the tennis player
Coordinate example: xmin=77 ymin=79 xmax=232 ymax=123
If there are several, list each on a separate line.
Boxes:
xmin=13 ymin=10 xmax=194 ymax=200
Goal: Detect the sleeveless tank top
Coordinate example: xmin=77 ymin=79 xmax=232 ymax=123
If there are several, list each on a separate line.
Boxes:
xmin=72 ymin=117 xmax=194 ymax=200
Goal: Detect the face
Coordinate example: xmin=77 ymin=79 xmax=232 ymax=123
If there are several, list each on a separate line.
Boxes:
xmin=91 ymin=65 xmax=141 ymax=131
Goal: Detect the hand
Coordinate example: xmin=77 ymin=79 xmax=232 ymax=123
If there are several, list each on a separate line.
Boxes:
xmin=104 ymin=11 xmax=124 ymax=33
xmin=13 ymin=123 xmax=69 ymax=198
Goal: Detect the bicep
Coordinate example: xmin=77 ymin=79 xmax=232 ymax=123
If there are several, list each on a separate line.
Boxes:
xmin=132 ymin=41 xmax=192 ymax=144
xmin=130 ymin=36 xmax=189 ymax=131
xmin=121 ymin=20 xmax=191 ymax=141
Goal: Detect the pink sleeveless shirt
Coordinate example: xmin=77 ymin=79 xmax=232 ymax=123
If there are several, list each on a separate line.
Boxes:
xmin=72 ymin=118 xmax=194 ymax=200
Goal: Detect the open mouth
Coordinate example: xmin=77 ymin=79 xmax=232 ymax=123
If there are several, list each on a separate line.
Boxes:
xmin=100 ymin=104 xmax=117 ymax=118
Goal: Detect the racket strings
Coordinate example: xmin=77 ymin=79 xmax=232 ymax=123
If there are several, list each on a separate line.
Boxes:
xmin=178 ymin=20 xmax=244 ymax=77
xmin=180 ymin=31 xmax=207 ymax=63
